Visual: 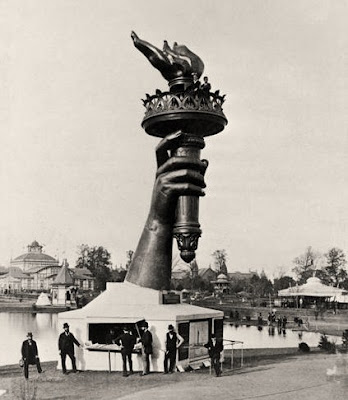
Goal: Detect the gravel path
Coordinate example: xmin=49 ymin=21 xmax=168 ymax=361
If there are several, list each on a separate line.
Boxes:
xmin=0 ymin=352 xmax=347 ymax=400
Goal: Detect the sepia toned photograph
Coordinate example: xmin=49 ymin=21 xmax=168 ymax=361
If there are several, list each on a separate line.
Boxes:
xmin=0 ymin=1 xmax=347 ymax=399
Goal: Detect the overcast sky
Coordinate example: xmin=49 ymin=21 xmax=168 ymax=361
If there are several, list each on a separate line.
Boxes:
xmin=0 ymin=0 xmax=347 ymax=276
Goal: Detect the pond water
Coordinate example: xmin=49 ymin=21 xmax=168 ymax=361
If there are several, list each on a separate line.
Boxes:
xmin=0 ymin=312 xmax=59 ymax=367
xmin=224 ymin=323 xmax=341 ymax=349
xmin=0 ymin=312 xmax=342 ymax=367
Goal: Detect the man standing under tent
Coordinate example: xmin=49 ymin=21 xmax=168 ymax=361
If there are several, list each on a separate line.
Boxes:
xmin=140 ymin=321 xmax=153 ymax=375
xmin=58 ymin=322 xmax=82 ymax=374
xmin=116 ymin=326 xmax=136 ymax=377
xmin=164 ymin=324 xmax=184 ymax=373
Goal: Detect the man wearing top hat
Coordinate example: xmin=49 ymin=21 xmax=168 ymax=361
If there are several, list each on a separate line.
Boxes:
xmin=21 ymin=332 xmax=42 ymax=379
xmin=115 ymin=326 xmax=136 ymax=377
xmin=140 ymin=321 xmax=153 ymax=375
xmin=164 ymin=324 xmax=184 ymax=373
xmin=58 ymin=322 xmax=81 ymax=374
xmin=204 ymin=333 xmax=223 ymax=377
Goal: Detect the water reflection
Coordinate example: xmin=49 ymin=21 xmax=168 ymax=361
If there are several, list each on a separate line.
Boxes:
xmin=0 ymin=312 xmax=58 ymax=366
xmin=224 ymin=323 xmax=340 ymax=349
xmin=0 ymin=312 xmax=342 ymax=367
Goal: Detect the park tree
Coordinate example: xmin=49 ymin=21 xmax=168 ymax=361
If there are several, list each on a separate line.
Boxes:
xmin=249 ymin=271 xmax=273 ymax=298
xmin=211 ymin=249 xmax=228 ymax=275
xmin=292 ymin=246 xmax=318 ymax=284
xmin=125 ymin=250 xmax=134 ymax=270
xmin=76 ymin=245 xmax=112 ymax=291
xmin=322 ymin=248 xmax=347 ymax=286
xmin=273 ymin=275 xmax=296 ymax=292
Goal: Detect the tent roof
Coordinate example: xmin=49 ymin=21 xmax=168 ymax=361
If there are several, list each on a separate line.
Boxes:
xmin=60 ymin=303 xmax=222 ymax=321
xmin=59 ymin=282 xmax=223 ymax=321
xmin=278 ymin=277 xmax=346 ymax=297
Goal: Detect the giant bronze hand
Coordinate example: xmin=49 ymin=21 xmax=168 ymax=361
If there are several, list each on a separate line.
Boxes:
xmin=125 ymin=131 xmax=207 ymax=290
xmin=130 ymin=32 xmax=227 ymax=279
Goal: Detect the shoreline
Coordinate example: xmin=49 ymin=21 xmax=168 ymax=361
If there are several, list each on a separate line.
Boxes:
xmin=0 ymin=345 xmax=336 ymax=372
xmin=1 ymin=301 xmax=347 ymax=335
xmin=0 ymin=301 xmax=75 ymax=313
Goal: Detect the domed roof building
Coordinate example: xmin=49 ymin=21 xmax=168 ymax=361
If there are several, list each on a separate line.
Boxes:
xmin=212 ymin=273 xmax=230 ymax=294
xmin=216 ymin=273 xmax=229 ymax=282
xmin=11 ymin=240 xmax=59 ymax=272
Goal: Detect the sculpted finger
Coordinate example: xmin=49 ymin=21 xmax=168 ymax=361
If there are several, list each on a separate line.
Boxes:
xmin=156 ymin=131 xmax=183 ymax=168
xmin=171 ymin=183 xmax=206 ymax=197
xmin=162 ymin=170 xmax=206 ymax=188
xmin=157 ymin=156 xmax=207 ymax=177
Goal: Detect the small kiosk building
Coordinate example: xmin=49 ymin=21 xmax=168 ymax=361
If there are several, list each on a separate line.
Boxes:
xmin=51 ymin=260 xmax=74 ymax=306
xmin=58 ymin=282 xmax=223 ymax=372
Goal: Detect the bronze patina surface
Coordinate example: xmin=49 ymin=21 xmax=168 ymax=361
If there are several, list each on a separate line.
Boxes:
xmin=126 ymin=33 xmax=227 ymax=289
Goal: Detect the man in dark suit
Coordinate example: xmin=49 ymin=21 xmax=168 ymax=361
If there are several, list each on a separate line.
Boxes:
xmin=116 ymin=326 xmax=136 ymax=377
xmin=21 ymin=332 xmax=42 ymax=379
xmin=164 ymin=324 xmax=184 ymax=373
xmin=140 ymin=321 xmax=153 ymax=375
xmin=204 ymin=333 xmax=223 ymax=377
xmin=58 ymin=322 xmax=81 ymax=374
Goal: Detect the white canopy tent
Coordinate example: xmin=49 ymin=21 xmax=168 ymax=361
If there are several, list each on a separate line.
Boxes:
xmin=278 ymin=277 xmax=346 ymax=298
xmin=58 ymin=282 xmax=223 ymax=372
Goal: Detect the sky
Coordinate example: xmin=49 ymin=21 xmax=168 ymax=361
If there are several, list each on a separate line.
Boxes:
xmin=0 ymin=0 xmax=347 ymax=277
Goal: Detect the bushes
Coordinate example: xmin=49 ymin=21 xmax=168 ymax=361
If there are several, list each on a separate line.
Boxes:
xmin=298 ymin=342 xmax=310 ymax=352
xmin=318 ymin=334 xmax=336 ymax=353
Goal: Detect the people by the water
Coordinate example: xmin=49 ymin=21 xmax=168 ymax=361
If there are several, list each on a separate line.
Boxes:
xmin=257 ymin=313 xmax=263 ymax=325
xmin=21 ymin=332 xmax=42 ymax=379
xmin=282 ymin=316 xmax=287 ymax=329
xmin=268 ymin=311 xmax=276 ymax=326
xmin=163 ymin=324 xmax=184 ymax=374
xmin=58 ymin=322 xmax=82 ymax=374
xmin=204 ymin=333 xmax=223 ymax=377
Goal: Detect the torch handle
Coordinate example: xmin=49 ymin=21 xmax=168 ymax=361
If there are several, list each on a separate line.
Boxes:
xmin=172 ymin=135 xmax=205 ymax=263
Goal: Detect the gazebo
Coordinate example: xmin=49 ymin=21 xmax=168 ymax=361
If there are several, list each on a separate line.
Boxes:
xmin=212 ymin=273 xmax=230 ymax=295
xmin=278 ymin=277 xmax=346 ymax=308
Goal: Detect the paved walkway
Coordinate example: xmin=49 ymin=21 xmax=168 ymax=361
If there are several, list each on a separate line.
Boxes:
xmin=120 ymin=353 xmax=348 ymax=400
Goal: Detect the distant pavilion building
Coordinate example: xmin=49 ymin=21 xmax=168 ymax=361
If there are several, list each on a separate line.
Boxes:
xmin=3 ymin=241 xmax=95 ymax=293
xmin=0 ymin=267 xmax=33 ymax=293
xmin=11 ymin=240 xmax=59 ymax=273
xmin=69 ymin=267 xmax=95 ymax=291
